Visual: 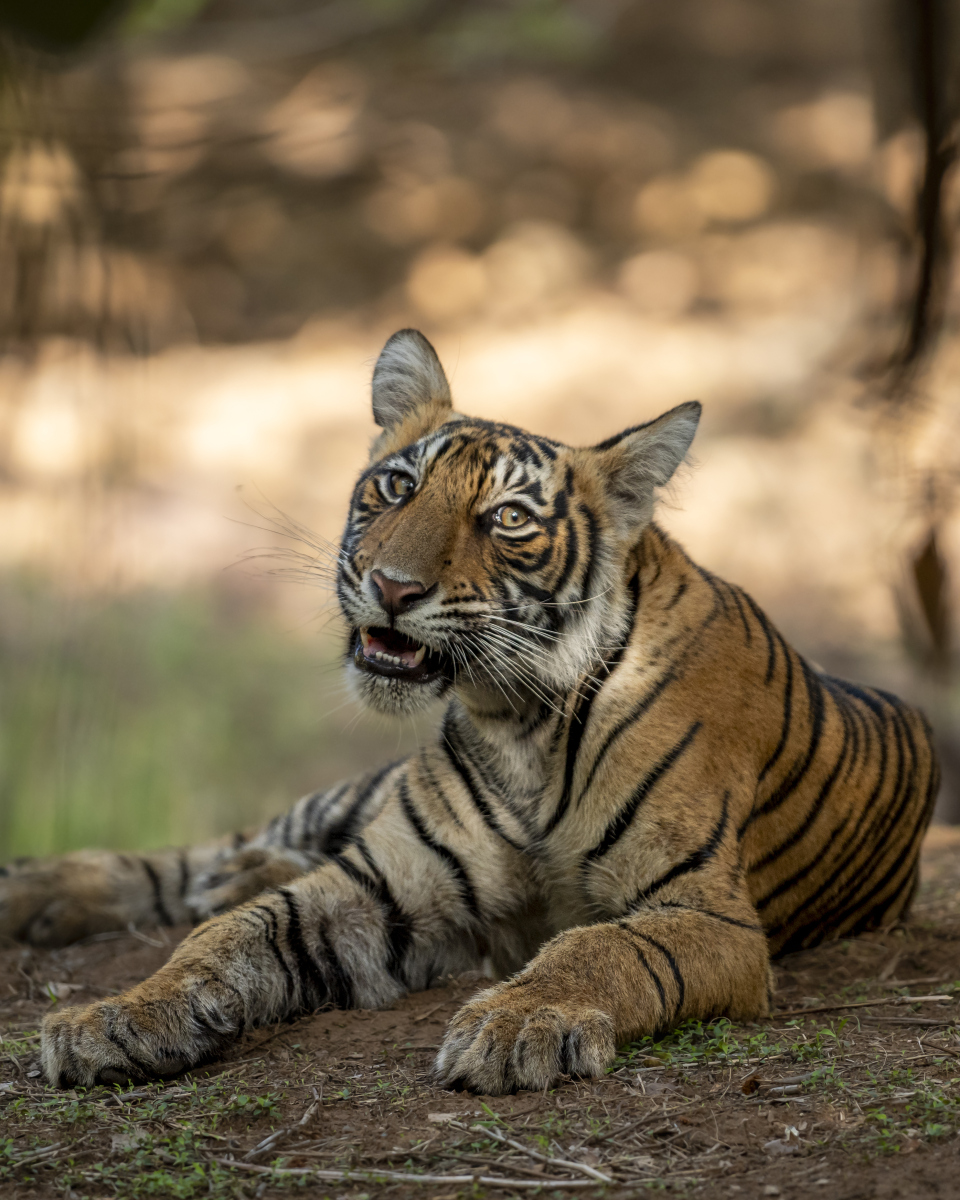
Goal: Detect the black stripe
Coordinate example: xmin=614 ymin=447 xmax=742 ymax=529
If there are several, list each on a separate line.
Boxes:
xmin=575 ymin=670 xmax=678 ymax=807
xmin=303 ymin=783 xmax=351 ymax=846
xmin=664 ymin=579 xmax=688 ymax=611
xmin=277 ymin=888 xmax=329 ymax=1008
xmin=315 ymin=925 xmax=354 ymax=1009
xmin=750 ymin=657 xmax=827 ymax=823
xmin=750 ymin=703 xmax=851 ymax=875
xmin=334 ymin=843 xmax=414 ymax=986
xmin=630 ymin=792 xmax=730 ymax=905
xmin=624 ymin=928 xmax=685 ymax=1016
xmin=846 ymin=834 xmax=924 ymax=938
xmin=550 ymin=508 xmax=579 ymax=597
xmin=756 ymin=633 xmax=794 ymax=785
xmin=728 ymin=586 xmax=752 ymax=646
xmin=441 ymin=719 xmax=524 ymax=850
xmin=247 ymin=904 xmax=296 ymax=1001
xmin=741 ymin=590 xmax=777 ymax=684
xmin=398 ymin=780 xmax=481 ymax=923
xmin=103 ymin=1016 xmax=157 ymax=1077
xmin=578 ymin=505 xmax=601 ymax=610
xmin=187 ymin=977 xmax=244 ymax=1039
xmin=584 ymin=723 xmax=701 ymax=863
xmin=543 ymin=574 xmax=638 ymax=835
xmin=769 ymin=695 xmax=917 ymax=944
xmin=178 ymin=852 xmax=190 ymax=899
xmin=140 ymin=859 xmax=174 ymax=926
xmin=446 ymin=723 xmax=536 ymax=836
xmin=417 ymin=758 xmax=464 ymax=827
xmin=325 ymin=764 xmax=397 ymax=852
xmin=692 ymin=562 xmax=728 ymax=615
xmin=617 ymin=927 xmax=667 ymax=1018
xmin=755 ymin=810 xmax=852 ymax=915
xmin=759 ymin=687 xmax=892 ymax=920
xmin=57 ymin=1027 xmax=86 ymax=1091
xmin=820 ymin=696 xmax=916 ymax=916
xmin=655 ymin=902 xmax=764 ymax=933
xmin=785 ymin=703 xmax=924 ymax=948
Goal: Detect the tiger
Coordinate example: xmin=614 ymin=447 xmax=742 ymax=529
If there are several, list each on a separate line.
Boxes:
xmin=0 ymin=329 xmax=937 ymax=1093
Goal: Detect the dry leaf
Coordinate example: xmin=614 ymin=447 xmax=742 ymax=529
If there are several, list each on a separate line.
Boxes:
xmin=741 ymin=1070 xmax=762 ymax=1095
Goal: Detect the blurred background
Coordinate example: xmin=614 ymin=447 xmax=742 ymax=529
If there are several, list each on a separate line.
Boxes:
xmin=1 ymin=0 xmax=959 ymax=858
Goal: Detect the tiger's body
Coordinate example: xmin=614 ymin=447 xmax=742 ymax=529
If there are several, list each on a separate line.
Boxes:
xmin=0 ymin=330 xmax=936 ymax=1093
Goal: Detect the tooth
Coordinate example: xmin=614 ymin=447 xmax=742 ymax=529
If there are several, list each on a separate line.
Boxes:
xmin=360 ymin=629 xmax=372 ymax=650
xmin=374 ymin=651 xmax=385 ymax=661
xmin=412 ymin=645 xmax=426 ymax=666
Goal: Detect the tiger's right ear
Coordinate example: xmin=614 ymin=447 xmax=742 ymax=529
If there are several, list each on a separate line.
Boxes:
xmin=371 ymin=329 xmax=452 ymax=430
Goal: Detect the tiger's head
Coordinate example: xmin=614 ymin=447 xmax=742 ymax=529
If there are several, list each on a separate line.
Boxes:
xmin=337 ymin=329 xmax=700 ymax=716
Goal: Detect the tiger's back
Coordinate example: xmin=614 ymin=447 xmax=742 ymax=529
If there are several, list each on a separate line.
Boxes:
xmin=739 ymin=619 xmax=937 ymax=955
xmin=628 ymin=532 xmax=938 ymax=956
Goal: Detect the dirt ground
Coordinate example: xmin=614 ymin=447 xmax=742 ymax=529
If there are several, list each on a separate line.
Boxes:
xmin=4 ymin=830 xmax=960 ymax=1200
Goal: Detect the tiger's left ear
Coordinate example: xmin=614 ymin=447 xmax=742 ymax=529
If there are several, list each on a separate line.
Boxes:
xmin=591 ymin=401 xmax=701 ymax=534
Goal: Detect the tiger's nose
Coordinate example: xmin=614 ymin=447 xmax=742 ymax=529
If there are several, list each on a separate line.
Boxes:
xmin=370 ymin=570 xmax=430 ymax=619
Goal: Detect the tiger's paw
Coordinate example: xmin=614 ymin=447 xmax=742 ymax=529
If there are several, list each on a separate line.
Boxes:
xmin=187 ymin=848 xmax=316 ymax=920
xmin=434 ymin=982 xmax=616 ymax=1094
xmin=0 ymin=852 xmax=144 ymax=947
xmin=41 ymin=973 xmax=242 ymax=1088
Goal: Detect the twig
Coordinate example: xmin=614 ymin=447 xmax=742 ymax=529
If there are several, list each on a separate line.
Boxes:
xmin=212 ymin=1157 xmax=608 ymax=1189
xmin=413 ymin=1002 xmax=448 ymax=1023
xmin=453 ymin=1153 xmax=565 ymax=1180
xmin=449 ymin=1120 xmax=613 ymax=1184
xmin=11 ymin=1143 xmax=64 ymax=1167
xmin=126 ymin=923 xmax=166 ymax=948
xmin=244 ymin=1088 xmax=320 ymax=1161
xmin=861 ymin=1017 xmax=956 ymax=1026
xmin=191 ymin=1057 xmax=265 ymax=1080
xmin=772 ymin=995 xmax=952 ymax=1018
xmin=878 ymin=976 xmax=948 ymax=989
xmin=918 ymin=1037 xmax=960 ymax=1058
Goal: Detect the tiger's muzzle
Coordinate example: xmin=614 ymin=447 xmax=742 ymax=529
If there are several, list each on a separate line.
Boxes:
xmin=353 ymin=627 xmax=449 ymax=684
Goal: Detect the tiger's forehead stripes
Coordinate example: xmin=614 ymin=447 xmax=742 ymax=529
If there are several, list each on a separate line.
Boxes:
xmin=363 ymin=422 xmax=574 ymax=521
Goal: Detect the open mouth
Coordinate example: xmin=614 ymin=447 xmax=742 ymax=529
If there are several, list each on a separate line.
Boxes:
xmin=354 ymin=627 xmax=447 ymax=682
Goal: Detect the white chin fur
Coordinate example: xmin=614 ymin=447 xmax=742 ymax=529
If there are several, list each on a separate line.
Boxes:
xmin=350 ymin=663 xmax=449 ymax=716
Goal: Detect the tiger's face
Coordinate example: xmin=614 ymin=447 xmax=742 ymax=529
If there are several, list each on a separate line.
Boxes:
xmin=336 ymin=330 xmax=699 ymax=716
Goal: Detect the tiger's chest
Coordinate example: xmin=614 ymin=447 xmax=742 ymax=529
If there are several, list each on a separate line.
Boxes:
xmin=454 ymin=707 xmax=690 ymax=928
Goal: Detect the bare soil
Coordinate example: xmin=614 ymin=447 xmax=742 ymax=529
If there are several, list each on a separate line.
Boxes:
xmin=4 ymin=829 xmax=960 ymax=1199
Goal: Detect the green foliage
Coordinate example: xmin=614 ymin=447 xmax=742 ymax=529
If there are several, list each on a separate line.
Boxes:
xmin=0 ymin=577 xmax=411 ymax=859
xmin=860 ymin=1072 xmax=960 ymax=1152
xmin=229 ymin=1092 xmax=280 ymax=1119
xmin=434 ymin=0 xmax=602 ymax=67
xmin=122 ymin=0 xmax=213 ymax=37
xmin=616 ymin=1017 xmax=784 ymax=1068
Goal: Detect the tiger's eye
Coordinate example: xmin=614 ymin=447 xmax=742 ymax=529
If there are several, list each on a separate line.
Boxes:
xmin=388 ymin=472 xmax=415 ymax=498
xmin=497 ymin=505 xmax=529 ymax=529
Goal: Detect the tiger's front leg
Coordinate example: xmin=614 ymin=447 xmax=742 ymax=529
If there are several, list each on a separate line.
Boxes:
xmin=41 ymin=869 xmax=420 ymax=1087
xmin=435 ymin=901 xmax=771 ymax=1094
xmin=41 ymin=786 xmax=513 ymax=1087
